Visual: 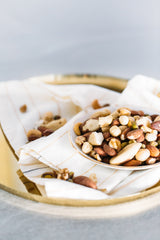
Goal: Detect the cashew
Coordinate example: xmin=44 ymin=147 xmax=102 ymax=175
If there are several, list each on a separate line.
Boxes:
xmin=73 ymin=122 xmax=82 ymax=136
xmin=45 ymin=118 xmax=67 ymax=131
xmin=90 ymin=109 xmax=111 ymax=118
xmin=88 ymin=132 xmax=104 ymax=146
xmin=83 ymin=119 xmax=99 ymax=132
xmin=99 ymin=115 xmax=113 ymax=128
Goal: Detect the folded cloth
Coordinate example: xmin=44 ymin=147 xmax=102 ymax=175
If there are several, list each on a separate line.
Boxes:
xmin=1 ymin=74 xmax=160 ymax=200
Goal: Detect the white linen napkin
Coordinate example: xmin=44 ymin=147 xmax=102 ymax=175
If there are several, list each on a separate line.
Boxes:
xmin=1 ymin=74 xmax=160 ymax=200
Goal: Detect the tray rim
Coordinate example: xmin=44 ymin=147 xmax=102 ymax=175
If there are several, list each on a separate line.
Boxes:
xmin=2 ymin=73 xmax=160 ymax=207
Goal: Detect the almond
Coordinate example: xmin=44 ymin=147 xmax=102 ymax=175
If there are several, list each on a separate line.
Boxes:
xmin=146 ymin=157 xmax=157 ymax=165
xmin=123 ymin=159 xmax=142 ymax=166
xmin=94 ymin=147 xmax=107 ymax=156
xmin=73 ymin=176 xmax=97 ymax=189
xmin=127 ymin=129 xmax=143 ymax=140
xmin=136 ymin=133 xmax=145 ymax=143
xmin=151 ymin=121 xmax=160 ymax=131
xmin=120 ymin=127 xmax=131 ymax=140
xmin=103 ymin=143 xmax=117 ymax=156
xmin=131 ymin=110 xmax=144 ymax=116
xmin=146 ymin=145 xmax=159 ymax=157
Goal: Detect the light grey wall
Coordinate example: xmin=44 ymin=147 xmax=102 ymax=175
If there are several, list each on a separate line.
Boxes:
xmin=0 ymin=0 xmax=160 ymax=81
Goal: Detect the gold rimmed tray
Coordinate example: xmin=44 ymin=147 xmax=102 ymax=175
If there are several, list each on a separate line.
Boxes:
xmin=1 ymin=74 xmax=160 ymax=207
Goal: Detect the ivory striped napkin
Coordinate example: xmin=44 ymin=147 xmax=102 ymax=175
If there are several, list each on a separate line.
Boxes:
xmin=1 ymin=75 xmax=160 ymax=200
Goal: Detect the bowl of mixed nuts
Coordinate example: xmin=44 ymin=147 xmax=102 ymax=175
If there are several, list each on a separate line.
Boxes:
xmin=71 ymin=106 xmax=160 ymax=170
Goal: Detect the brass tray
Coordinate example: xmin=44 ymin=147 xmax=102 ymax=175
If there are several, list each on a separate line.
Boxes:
xmin=1 ymin=74 xmax=160 ymax=207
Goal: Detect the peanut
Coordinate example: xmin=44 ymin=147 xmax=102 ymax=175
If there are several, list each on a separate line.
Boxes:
xmin=27 ymin=129 xmax=42 ymax=141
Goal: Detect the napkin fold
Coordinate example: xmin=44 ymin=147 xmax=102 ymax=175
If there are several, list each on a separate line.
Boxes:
xmin=1 ymin=74 xmax=160 ymax=200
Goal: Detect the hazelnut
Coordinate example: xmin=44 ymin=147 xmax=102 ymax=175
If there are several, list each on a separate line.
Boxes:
xmin=27 ymin=129 xmax=42 ymax=141
xmin=109 ymin=126 xmax=121 ymax=137
xmin=119 ymin=116 xmax=129 ymax=125
xmin=43 ymin=112 xmax=54 ymax=122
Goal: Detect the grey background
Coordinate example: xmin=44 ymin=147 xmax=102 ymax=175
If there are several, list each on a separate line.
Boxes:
xmin=1 ymin=1 xmax=160 ymax=239
xmin=0 ymin=0 xmax=160 ymax=81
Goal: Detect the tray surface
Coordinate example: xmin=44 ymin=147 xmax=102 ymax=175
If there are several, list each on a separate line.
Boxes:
xmin=1 ymin=74 xmax=160 ymax=207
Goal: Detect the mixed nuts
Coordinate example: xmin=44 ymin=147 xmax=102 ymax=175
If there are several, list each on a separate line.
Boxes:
xmin=26 ymin=110 xmax=66 ymax=142
xmin=74 ymin=107 xmax=160 ymax=167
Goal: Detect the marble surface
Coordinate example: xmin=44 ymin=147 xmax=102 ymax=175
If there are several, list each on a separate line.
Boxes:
xmin=1 ymin=0 xmax=160 ymax=239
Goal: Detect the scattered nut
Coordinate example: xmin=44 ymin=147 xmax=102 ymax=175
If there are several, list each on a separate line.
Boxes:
xmin=73 ymin=176 xmax=97 ymax=189
xmin=43 ymin=128 xmax=54 ymax=136
xmin=20 ymin=104 xmax=27 ymax=113
xmin=73 ymin=122 xmax=82 ymax=136
xmin=135 ymin=149 xmax=150 ymax=162
xmin=82 ymin=142 xmax=93 ymax=154
xmin=45 ymin=118 xmax=67 ymax=131
xmin=92 ymin=99 xmax=101 ymax=109
xmin=90 ymin=108 xmax=111 ymax=118
xmin=54 ymin=115 xmax=61 ymax=120
xmin=43 ymin=111 xmax=54 ymax=122
xmin=27 ymin=129 xmax=42 ymax=142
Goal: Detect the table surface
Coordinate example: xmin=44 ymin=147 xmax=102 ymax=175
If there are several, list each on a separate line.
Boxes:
xmin=1 ymin=0 xmax=160 ymax=239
